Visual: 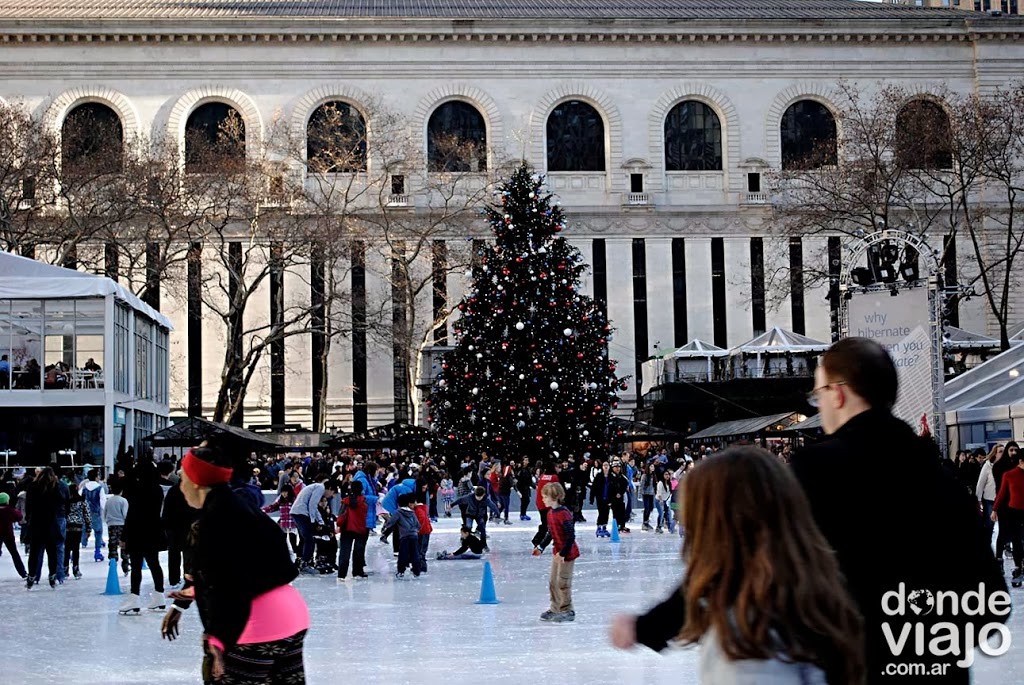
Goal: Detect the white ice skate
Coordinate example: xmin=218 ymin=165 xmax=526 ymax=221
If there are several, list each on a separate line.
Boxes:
xmin=118 ymin=593 xmax=142 ymax=615
xmin=147 ymin=591 xmax=166 ymax=611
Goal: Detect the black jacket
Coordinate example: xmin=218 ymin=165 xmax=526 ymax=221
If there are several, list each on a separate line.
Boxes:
xmin=634 ymin=409 xmax=1005 ymax=685
xmin=191 ymin=485 xmax=298 ymax=649
xmin=123 ymin=478 xmax=167 ymax=553
xmin=161 ymin=483 xmax=198 ymax=548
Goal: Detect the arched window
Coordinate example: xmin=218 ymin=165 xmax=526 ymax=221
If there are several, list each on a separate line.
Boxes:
xmin=184 ymin=102 xmax=245 ymax=174
xmin=61 ymin=102 xmax=123 ymax=176
xmin=664 ymin=101 xmax=723 ymax=171
xmin=307 ymin=101 xmax=367 ymax=173
xmin=896 ymin=100 xmax=952 ymax=170
xmin=427 ymin=101 xmax=487 ymax=172
xmin=781 ymin=100 xmax=837 ymax=170
xmin=546 ymin=101 xmax=605 ymax=172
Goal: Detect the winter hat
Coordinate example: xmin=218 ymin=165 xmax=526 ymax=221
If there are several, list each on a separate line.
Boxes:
xmin=0 ymin=493 xmax=8 ymax=505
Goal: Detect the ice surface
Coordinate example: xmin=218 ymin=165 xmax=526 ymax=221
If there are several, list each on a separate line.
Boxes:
xmin=0 ymin=515 xmax=1021 ymax=685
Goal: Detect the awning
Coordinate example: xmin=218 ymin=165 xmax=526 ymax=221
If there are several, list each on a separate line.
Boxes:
xmin=329 ymin=422 xmax=431 ymax=450
xmin=0 ymin=251 xmax=173 ymax=329
xmin=944 ymin=326 xmax=1000 ymax=352
xmin=143 ymin=416 xmax=281 ymax=451
xmin=778 ymin=413 xmax=824 ymax=435
xmin=661 ymin=339 xmax=729 ymax=358
xmin=686 ymin=412 xmax=803 ymax=441
xmin=610 ymin=417 xmax=683 ymax=442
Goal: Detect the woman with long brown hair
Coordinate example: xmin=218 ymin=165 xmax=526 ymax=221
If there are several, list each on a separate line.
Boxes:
xmin=676 ymin=446 xmax=865 ymax=684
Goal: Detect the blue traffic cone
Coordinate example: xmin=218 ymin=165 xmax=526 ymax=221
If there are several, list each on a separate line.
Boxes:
xmin=610 ymin=519 xmax=621 ymax=543
xmin=103 ymin=559 xmax=122 ymax=596
xmin=142 ymin=557 xmax=148 ymax=571
xmin=475 ymin=561 xmax=500 ymax=605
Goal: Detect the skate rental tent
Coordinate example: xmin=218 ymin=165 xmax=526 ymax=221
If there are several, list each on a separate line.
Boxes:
xmin=944 ymin=341 xmax=1024 ymax=450
xmin=0 ymin=251 xmax=172 ymax=471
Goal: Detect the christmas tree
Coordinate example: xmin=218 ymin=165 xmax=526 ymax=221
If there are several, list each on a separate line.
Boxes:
xmin=427 ymin=164 xmax=626 ymax=461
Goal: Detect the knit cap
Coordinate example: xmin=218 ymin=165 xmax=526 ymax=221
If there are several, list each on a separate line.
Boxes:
xmin=0 ymin=492 xmax=9 ymax=506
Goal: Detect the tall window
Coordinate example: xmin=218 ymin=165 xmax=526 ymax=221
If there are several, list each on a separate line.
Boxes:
xmin=185 ymin=102 xmax=245 ymax=173
xmin=547 ymin=101 xmax=605 ymax=172
xmin=62 ymin=102 xmax=123 ymax=176
xmin=781 ymin=100 xmax=837 ymax=170
xmin=427 ymin=101 xmax=487 ymax=172
xmin=664 ymin=101 xmax=723 ymax=171
xmin=896 ymin=99 xmax=952 ymax=170
xmin=307 ymin=101 xmax=367 ymax=173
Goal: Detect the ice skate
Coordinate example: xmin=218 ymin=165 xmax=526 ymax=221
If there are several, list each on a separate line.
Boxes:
xmin=520 ymin=515 xmax=531 ymax=522
xmin=94 ymin=550 xmax=105 ymax=562
xmin=147 ymin=591 xmax=166 ymax=610
xmin=48 ymin=574 xmax=57 ymax=588
xmin=655 ymin=527 xmax=664 ymax=534
xmin=551 ymin=611 xmax=575 ymax=623
xmin=25 ymin=576 xmax=35 ymax=590
xmin=1013 ymin=568 xmax=1023 ymax=589
xmin=595 ymin=526 xmax=604 ymax=538
xmin=540 ymin=610 xmax=557 ymax=621
xmin=121 ymin=559 xmax=130 ymax=576
xmin=503 ymin=519 xmax=513 ymax=525
xmin=73 ymin=566 xmax=82 ymax=579
xmin=119 ymin=593 xmax=142 ymax=615
xmin=395 ymin=571 xmax=405 ymax=579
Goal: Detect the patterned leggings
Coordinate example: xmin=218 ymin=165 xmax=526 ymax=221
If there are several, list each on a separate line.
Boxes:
xmin=204 ymin=630 xmax=307 ymax=685
xmin=107 ymin=526 xmax=123 ymax=561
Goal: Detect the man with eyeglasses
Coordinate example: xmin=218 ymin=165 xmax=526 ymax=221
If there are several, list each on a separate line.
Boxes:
xmin=612 ymin=337 xmax=1005 ymax=685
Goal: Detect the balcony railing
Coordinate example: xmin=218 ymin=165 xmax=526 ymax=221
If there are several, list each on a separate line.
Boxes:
xmin=744 ymin=192 xmax=769 ymax=204
xmin=624 ymin=192 xmax=651 ymax=206
xmin=386 ymin=194 xmax=412 ymax=208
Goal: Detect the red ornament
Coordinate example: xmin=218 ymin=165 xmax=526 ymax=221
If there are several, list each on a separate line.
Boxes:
xmin=510 ymin=405 xmax=517 ymax=411
xmin=502 ymin=268 xmax=510 ymax=276
xmin=495 ymin=436 xmax=503 ymax=443
xmin=529 ymin=397 xmax=538 ymax=404
xmin=448 ymin=434 xmax=455 ymax=440
xmin=465 ymin=405 xmax=472 ymax=411
xmin=577 ymin=353 xmax=584 ymax=359
xmin=567 ymin=409 xmax=575 ymax=415
xmin=535 ymin=435 xmax=544 ymax=441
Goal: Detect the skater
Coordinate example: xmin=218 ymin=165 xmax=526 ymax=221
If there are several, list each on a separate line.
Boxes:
xmin=450 ymin=486 xmax=500 ymax=552
xmin=379 ymin=476 xmax=416 ymax=555
xmin=437 ymin=527 xmax=485 ymax=560
xmin=163 ymin=474 xmax=198 ymax=589
xmin=352 ymin=461 xmax=380 ymax=533
xmin=64 ymin=486 xmax=87 ymax=579
xmin=589 ymin=461 xmax=612 ymax=538
xmin=515 ymin=457 xmax=534 ymax=521
xmin=291 ymin=475 xmax=338 ymax=575
xmin=336 ymin=480 xmax=369 ymax=580
xmin=640 ymin=463 xmax=657 ymax=531
xmin=414 ymin=492 xmax=433 ymax=573
xmin=455 ymin=468 xmax=473 ymax=525
xmin=570 ymin=460 xmax=590 ymax=523
xmin=532 ymin=462 xmax=560 ymax=551
xmin=160 ymin=447 xmax=309 ymax=685
xmin=617 ymin=446 xmax=865 ymax=683
xmin=263 ymin=483 xmax=299 ymax=556
xmin=498 ymin=460 xmax=515 ymax=524
xmin=104 ymin=481 xmax=130 ymax=576
xmin=119 ymin=459 xmax=167 ymax=614
xmin=654 ymin=470 xmax=674 ymax=534
xmin=79 ymin=468 xmax=107 ymax=561
xmin=0 ymin=492 xmax=27 ymax=578
xmin=608 ymin=460 xmax=631 ymax=534
xmin=380 ymin=493 xmax=421 ymax=578
xmin=25 ymin=467 xmax=66 ymax=589
xmin=535 ymin=482 xmax=579 ymax=623
xmin=992 ymin=451 xmax=1024 ymax=587
xmin=439 ymin=475 xmax=455 ymax=518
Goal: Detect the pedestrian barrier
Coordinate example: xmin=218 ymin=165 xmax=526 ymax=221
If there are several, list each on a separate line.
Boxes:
xmin=610 ymin=519 xmax=621 ymax=543
xmin=475 ymin=560 xmax=500 ymax=605
xmin=102 ymin=559 xmax=122 ymax=596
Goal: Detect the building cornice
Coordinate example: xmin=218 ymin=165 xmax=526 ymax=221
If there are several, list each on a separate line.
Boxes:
xmin=0 ymin=18 xmax=1021 ymax=46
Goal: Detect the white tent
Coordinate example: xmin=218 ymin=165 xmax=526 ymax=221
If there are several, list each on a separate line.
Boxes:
xmin=0 ymin=251 xmax=172 ymax=329
xmin=730 ymin=327 xmax=828 ymax=378
xmin=642 ymin=339 xmax=728 ymax=387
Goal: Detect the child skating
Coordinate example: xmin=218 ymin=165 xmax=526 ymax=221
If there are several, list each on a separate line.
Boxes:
xmin=380 ymin=493 xmax=421 ymax=578
xmin=535 ymin=482 xmax=579 ymax=623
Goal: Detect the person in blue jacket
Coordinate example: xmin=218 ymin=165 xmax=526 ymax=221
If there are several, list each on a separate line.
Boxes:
xmin=352 ymin=461 xmax=380 ymax=533
xmin=380 ymin=477 xmax=415 ymax=554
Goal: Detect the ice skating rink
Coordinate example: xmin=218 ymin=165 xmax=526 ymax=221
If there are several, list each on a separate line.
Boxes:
xmin=1 ymin=516 xmax=1021 ymax=685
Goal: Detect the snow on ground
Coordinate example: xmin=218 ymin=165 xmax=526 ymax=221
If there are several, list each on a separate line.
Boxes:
xmin=0 ymin=515 xmax=1021 ymax=684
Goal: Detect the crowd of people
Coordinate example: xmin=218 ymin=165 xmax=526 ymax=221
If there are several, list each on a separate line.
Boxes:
xmin=0 ymin=337 xmax=1019 ymax=685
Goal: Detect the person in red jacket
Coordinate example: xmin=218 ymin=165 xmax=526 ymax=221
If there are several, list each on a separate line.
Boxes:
xmin=413 ymin=494 xmax=433 ymax=573
xmin=536 ymin=481 xmax=580 ymax=623
xmin=531 ymin=460 xmax=561 ymax=553
xmin=336 ymin=480 xmax=369 ymax=581
xmin=992 ymin=456 xmax=1024 ymax=587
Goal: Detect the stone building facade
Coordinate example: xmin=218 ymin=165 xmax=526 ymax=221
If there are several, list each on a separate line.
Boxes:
xmin=1 ymin=1 xmax=1023 ymax=434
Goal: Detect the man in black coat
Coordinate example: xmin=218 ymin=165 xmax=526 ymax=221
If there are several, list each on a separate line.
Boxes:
xmin=611 ymin=338 xmax=1007 ymax=685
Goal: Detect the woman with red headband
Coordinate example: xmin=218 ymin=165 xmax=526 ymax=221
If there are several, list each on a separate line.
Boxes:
xmin=161 ymin=446 xmax=309 ymax=684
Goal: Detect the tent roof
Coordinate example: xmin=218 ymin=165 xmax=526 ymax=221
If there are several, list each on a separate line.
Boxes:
xmin=662 ymin=339 xmax=729 ymax=358
xmin=0 ymin=251 xmax=173 ymax=329
xmin=610 ymin=417 xmax=683 ymax=441
xmin=330 ymin=422 xmax=431 ymax=448
xmin=944 ymin=326 xmax=1000 ymax=351
xmin=944 ymin=343 xmax=1024 ymax=412
xmin=687 ymin=412 xmax=802 ymax=441
xmin=778 ymin=413 xmax=824 ymax=435
xmin=143 ymin=416 xmax=280 ymax=449
xmin=732 ymin=327 xmax=829 ymax=354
